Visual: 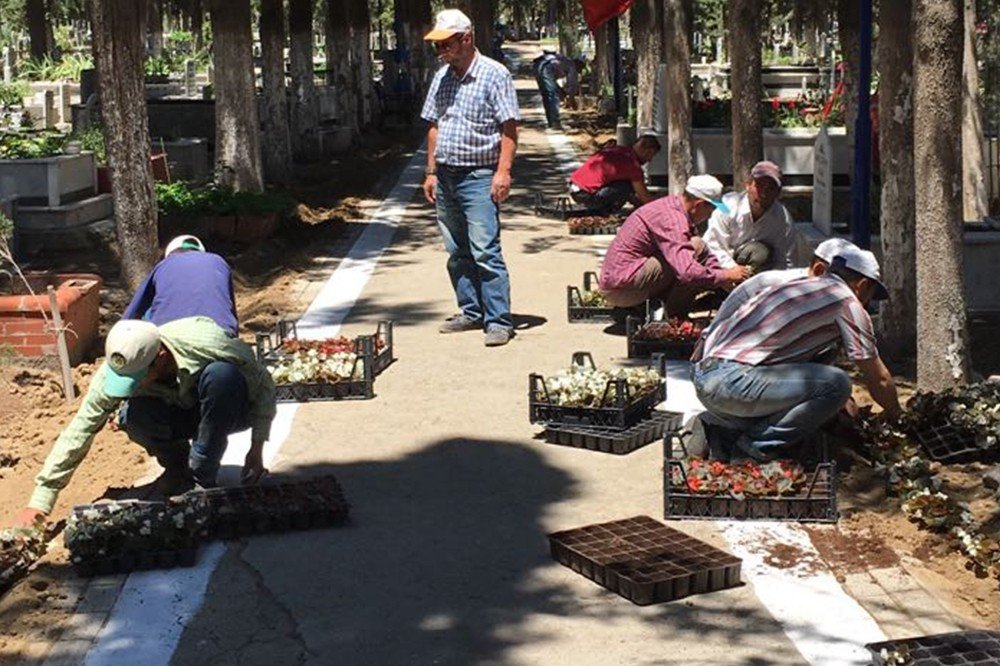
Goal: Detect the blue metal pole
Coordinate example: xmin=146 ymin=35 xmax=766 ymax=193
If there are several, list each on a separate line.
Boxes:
xmin=851 ymin=0 xmax=873 ymax=249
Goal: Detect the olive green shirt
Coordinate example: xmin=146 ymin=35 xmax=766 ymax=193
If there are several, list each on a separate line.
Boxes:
xmin=30 ymin=316 xmax=276 ymax=513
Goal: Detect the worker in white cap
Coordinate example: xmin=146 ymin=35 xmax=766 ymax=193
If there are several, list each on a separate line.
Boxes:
xmin=16 ymin=316 xmax=276 ymax=527
xmin=703 ymin=159 xmax=796 ymax=273
xmin=122 ymin=234 xmax=239 ymax=336
xmin=598 ymin=174 xmax=751 ymax=317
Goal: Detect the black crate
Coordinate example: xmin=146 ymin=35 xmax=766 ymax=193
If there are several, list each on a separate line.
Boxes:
xmin=73 ymin=548 xmax=199 ymax=577
xmin=626 ymin=316 xmax=700 ymax=360
xmin=548 ymin=515 xmax=742 ymax=605
xmin=255 ymin=320 xmax=395 ymax=402
xmin=567 ymin=271 xmax=615 ymax=323
xmin=529 ymin=352 xmax=667 ymax=429
xmin=867 ymin=630 xmax=1000 ymax=666
xmin=194 ymin=476 xmax=351 ymax=540
xmin=542 ymin=411 xmax=684 ymax=455
xmin=568 ymin=222 xmax=623 ymax=235
xmin=534 ymin=193 xmax=593 ymax=220
xmin=915 ymin=423 xmax=989 ymax=464
xmin=662 ymin=435 xmax=838 ymax=523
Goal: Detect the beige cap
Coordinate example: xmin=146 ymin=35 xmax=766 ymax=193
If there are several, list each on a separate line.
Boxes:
xmin=424 ymin=9 xmax=472 ymax=41
xmin=104 ymin=320 xmax=161 ymax=398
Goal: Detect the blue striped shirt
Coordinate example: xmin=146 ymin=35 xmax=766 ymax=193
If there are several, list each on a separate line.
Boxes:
xmin=421 ymin=52 xmax=520 ymax=167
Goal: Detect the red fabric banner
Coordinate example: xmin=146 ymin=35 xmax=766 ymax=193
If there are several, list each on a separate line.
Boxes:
xmin=580 ymin=0 xmax=634 ymax=32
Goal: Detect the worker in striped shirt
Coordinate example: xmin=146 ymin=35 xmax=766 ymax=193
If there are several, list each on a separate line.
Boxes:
xmin=692 ymin=245 xmax=902 ymax=461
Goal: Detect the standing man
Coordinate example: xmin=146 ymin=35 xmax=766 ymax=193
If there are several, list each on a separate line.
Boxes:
xmin=532 ymin=49 xmax=579 ymax=130
xmin=703 ymin=160 xmax=796 ymax=273
xmin=421 ymin=9 xmax=520 ymax=347
xmin=598 ymin=175 xmax=749 ymax=316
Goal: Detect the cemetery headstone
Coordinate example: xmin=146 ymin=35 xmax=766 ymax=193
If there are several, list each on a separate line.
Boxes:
xmin=184 ymin=59 xmax=196 ymax=97
xmin=42 ymin=90 xmax=55 ymax=129
xmin=812 ymin=126 xmax=833 ymax=235
xmin=2 ymin=48 xmax=13 ymax=83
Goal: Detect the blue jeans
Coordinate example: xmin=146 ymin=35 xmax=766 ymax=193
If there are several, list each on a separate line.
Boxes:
xmin=570 ymin=180 xmax=635 ymax=214
xmin=535 ymin=66 xmax=561 ymax=127
xmin=120 ymin=361 xmax=251 ymax=485
xmin=435 ymin=165 xmax=512 ymax=330
xmin=692 ymin=358 xmax=851 ymax=459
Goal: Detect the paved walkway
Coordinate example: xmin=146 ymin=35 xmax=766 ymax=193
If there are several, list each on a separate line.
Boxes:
xmin=25 ymin=60 xmax=975 ymax=666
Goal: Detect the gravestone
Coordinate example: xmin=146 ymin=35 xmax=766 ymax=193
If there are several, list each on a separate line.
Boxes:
xmin=2 ymin=48 xmax=13 ymax=83
xmin=184 ymin=59 xmax=196 ymax=97
xmin=812 ymin=126 xmax=833 ymax=235
xmin=57 ymin=84 xmax=72 ymax=125
xmin=650 ymin=63 xmax=667 ymax=134
xmin=42 ymin=90 xmax=55 ymax=128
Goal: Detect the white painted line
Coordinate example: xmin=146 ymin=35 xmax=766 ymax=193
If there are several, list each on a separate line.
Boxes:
xmin=721 ymin=523 xmax=886 ymax=665
xmin=84 ymin=147 xmax=429 ymax=666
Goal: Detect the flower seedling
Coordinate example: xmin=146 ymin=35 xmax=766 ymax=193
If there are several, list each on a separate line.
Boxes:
xmin=0 ymin=524 xmax=47 ymax=593
xmin=542 ymin=364 xmax=661 ymax=408
xmin=672 ymin=457 xmax=807 ymax=500
xmin=633 ymin=318 xmax=705 ymax=343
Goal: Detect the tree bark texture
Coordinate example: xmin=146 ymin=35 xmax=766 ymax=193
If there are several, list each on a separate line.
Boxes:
xmin=191 ymin=0 xmax=204 ymax=50
xmin=208 ymin=0 xmax=263 ymax=192
xmin=323 ymin=0 xmax=336 ymax=86
xmin=962 ymin=0 xmax=988 ymax=221
xmin=148 ymin=0 xmax=164 ymax=56
xmin=259 ymin=0 xmax=294 ymax=184
xmin=876 ymin=0 xmax=917 ymax=360
xmin=728 ymin=0 xmax=762 ymax=186
xmin=631 ymin=0 xmax=663 ymax=132
xmin=457 ymin=0 xmax=494 ymax=56
xmin=90 ymin=0 xmax=158 ymax=289
xmin=397 ymin=0 xmax=433 ymax=98
xmin=26 ymin=0 xmax=49 ymax=60
xmin=326 ymin=0 xmax=354 ymax=132
xmin=348 ymin=0 xmax=374 ymax=128
xmin=664 ymin=0 xmax=692 ymax=193
xmin=289 ymin=0 xmax=320 ymax=161
xmin=594 ymin=22 xmax=611 ymax=99
xmin=914 ymin=0 xmax=970 ymax=389
xmin=836 ymin=0 xmax=859 ymax=184
xmin=556 ymin=0 xmax=580 ymax=58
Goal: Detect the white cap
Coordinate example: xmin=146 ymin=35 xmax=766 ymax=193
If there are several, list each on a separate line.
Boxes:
xmin=424 ymin=9 xmax=472 ymax=41
xmin=813 ymin=237 xmax=858 ymax=264
xmin=104 ymin=320 xmax=161 ymax=398
xmin=684 ymin=175 xmax=730 ymax=215
xmin=830 ymin=246 xmax=890 ymax=300
xmin=164 ymin=234 xmax=205 ymax=257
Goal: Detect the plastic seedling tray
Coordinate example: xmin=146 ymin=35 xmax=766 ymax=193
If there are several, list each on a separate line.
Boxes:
xmin=866 ymin=630 xmax=1000 ymax=665
xmin=568 ymin=221 xmax=623 ymax=235
xmin=542 ymin=411 xmax=684 ymax=455
xmin=662 ymin=435 xmax=838 ymax=524
xmin=529 ymin=352 xmax=667 ymax=429
xmin=567 ymin=271 xmax=615 ymax=323
xmin=548 ymin=515 xmax=742 ymax=605
xmin=914 ymin=422 xmax=989 ymax=464
xmin=256 ymin=319 xmax=395 ymax=402
xmin=533 ymin=193 xmax=594 ymax=220
xmin=626 ymin=314 xmax=706 ymax=360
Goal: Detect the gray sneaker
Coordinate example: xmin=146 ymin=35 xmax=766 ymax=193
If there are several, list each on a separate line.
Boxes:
xmin=439 ymin=313 xmax=482 ymax=334
xmin=484 ymin=325 xmax=513 ymax=347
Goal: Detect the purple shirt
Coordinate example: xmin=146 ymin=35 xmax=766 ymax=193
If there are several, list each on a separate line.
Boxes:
xmin=123 ymin=251 xmax=238 ymax=336
xmin=599 ymin=195 xmax=728 ymax=290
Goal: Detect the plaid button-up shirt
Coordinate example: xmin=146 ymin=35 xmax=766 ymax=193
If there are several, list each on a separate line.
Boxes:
xmin=421 ymin=52 xmax=520 ymax=167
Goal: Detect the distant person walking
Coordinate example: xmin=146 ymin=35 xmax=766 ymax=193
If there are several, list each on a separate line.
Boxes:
xmin=421 ymin=9 xmax=520 ymax=347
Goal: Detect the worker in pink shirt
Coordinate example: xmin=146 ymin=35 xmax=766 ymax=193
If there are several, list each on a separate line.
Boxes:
xmin=599 ymin=175 xmax=750 ymax=317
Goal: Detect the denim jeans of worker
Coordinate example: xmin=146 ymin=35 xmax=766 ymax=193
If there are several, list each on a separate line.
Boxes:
xmin=569 ymin=180 xmax=634 ymax=215
xmin=119 ymin=361 xmax=251 ymax=485
xmin=535 ymin=66 xmax=561 ymax=127
xmin=692 ymin=358 xmax=851 ymax=459
xmin=435 ymin=165 xmax=513 ymax=330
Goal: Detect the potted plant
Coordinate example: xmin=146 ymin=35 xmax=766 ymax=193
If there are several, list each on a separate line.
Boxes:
xmin=144 ymin=55 xmax=173 ymax=84
xmin=1 ymin=525 xmax=47 ymax=593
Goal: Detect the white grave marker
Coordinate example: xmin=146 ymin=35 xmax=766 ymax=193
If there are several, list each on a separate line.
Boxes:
xmin=812 ymin=126 xmax=833 ymax=235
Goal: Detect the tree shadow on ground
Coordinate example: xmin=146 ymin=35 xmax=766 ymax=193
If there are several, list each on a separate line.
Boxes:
xmin=167 ymin=438 xmax=835 ymax=665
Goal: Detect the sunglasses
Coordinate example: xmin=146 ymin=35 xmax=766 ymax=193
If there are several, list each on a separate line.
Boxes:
xmin=433 ymin=34 xmax=465 ymax=52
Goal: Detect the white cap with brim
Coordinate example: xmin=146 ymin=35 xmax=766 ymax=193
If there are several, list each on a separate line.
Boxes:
xmin=685 ymin=174 xmax=730 ymax=215
xmin=424 ymin=9 xmax=472 ymax=41
xmin=104 ymin=320 xmax=161 ymax=398
xmin=813 ymin=237 xmax=858 ymax=264
xmin=831 ymin=247 xmax=890 ymax=300
xmin=163 ymin=234 xmax=205 ymax=258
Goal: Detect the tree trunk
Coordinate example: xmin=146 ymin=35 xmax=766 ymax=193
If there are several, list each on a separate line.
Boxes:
xmin=90 ymin=0 xmax=158 ymax=289
xmin=260 ymin=0 xmax=294 ymax=184
xmin=148 ymin=0 xmax=164 ymax=56
xmin=323 ymin=0 xmax=336 ymax=86
xmin=962 ymin=0 xmax=988 ymax=221
xmin=876 ymin=0 xmax=917 ymax=360
xmin=464 ymin=0 xmax=495 ymax=57
xmin=397 ymin=0 xmax=433 ymax=98
xmin=837 ymin=0 xmax=859 ymax=183
xmin=664 ymin=0 xmax=692 ymax=193
xmin=289 ymin=0 xmax=320 ymax=161
xmin=594 ymin=22 xmax=611 ymax=100
xmin=208 ymin=0 xmax=263 ymax=192
xmin=729 ymin=0 xmax=762 ymax=186
xmin=327 ymin=0 xmax=354 ymax=133
xmin=631 ymin=0 xmax=663 ymax=131
xmin=26 ymin=0 xmax=49 ymax=60
xmin=348 ymin=0 xmax=374 ymax=128
xmin=191 ymin=0 xmax=204 ymax=50
xmin=556 ymin=0 xmax=580 ymax=58
xmin=914 ymin=0 xmax=970 ymax=389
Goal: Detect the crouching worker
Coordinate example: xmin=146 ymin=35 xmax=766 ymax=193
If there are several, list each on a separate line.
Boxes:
xmin=568 ymin=134 xmax=661 ymax=215
xmin=692 ymin=247 xmax=902 ymax=462
xmin=15 ymin=317 xmax=275 ymax=526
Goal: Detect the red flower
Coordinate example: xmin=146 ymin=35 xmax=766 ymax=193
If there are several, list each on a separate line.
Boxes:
xmin=788 ymin=100 xmax=796 ymax=109
xmin=709 ymin=461 xmax=726 ymax=477
xmin=732 ymin=481 xmax=745 ymax=494
xmin=687 ymin=477 xmax=702 ymax=492
xmin=771 ymin=98 xmax=780 ymax=111
xmin=689 ymin=458 xmax=703 ymax=470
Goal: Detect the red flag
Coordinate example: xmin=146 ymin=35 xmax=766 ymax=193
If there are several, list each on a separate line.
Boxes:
xmin=580 ymin=0 xmax=634 ymax=32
